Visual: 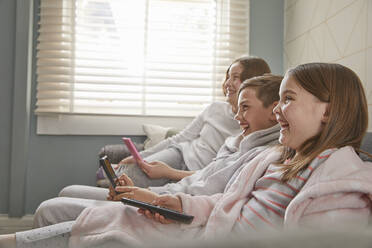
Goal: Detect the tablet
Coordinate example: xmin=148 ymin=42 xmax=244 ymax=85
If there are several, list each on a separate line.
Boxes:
xmin=122 ymin=137 xmax=143 ymax=162
xmin=121 ymin=197 xmax=194 ymax=224
xmin=99 ymin=155 xmax=118 ymax=190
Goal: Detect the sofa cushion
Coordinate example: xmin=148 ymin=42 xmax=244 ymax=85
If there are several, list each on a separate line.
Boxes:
xmin=143 ymin=124 xmax=179 ymax=150
xmin=360 ymin=132 xmax=372 ymax=162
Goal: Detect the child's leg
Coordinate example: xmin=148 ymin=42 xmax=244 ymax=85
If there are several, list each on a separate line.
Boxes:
xmin=58 ymin=185 xmax=109 ymax=200
xmin=33 ymin=197 xmax=114 ymax=228
xmin=116 ymin=147 xmax=187 ymax=188
xmin=16 ymin=221 xmax=73 ymax=248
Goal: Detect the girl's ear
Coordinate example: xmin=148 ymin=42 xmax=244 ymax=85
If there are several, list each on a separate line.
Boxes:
xmin=321 ymin=104 xmax=330 ymax=124
xmin=269 ymin=101 xmax=279 ymax=122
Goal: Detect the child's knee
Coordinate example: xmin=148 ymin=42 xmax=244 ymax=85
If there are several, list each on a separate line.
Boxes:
xmin=58 ymin=185 xmax=79 ymax=197
xmin=33 ymin=198 xmax=59 ymax=228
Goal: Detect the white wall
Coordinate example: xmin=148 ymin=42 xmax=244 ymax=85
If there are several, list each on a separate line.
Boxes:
xmin=284 ymin=0 xmax=372 ymax=131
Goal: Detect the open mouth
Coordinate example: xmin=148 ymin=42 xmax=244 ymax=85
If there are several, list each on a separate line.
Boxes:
xmin=275 ymin=114 xmax=289 ymax=131
xmin=227 ymin=88 xmax=236 ymax=96
xmin=278 ymin=119 xmax=289 ymax=130
xmin=239 ymin=123 xmax=250 ymax=135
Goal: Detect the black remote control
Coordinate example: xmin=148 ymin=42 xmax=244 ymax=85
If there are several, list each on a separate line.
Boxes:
xmin=121 ymin=197 xmax=194 ymax=224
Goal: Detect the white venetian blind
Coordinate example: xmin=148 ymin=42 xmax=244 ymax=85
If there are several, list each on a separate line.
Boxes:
xmin=35 ymin=0 xmax=249 ymax=117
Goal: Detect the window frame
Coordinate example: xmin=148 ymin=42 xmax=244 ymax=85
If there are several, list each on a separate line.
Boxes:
xmin=35 ymin=0 xmax=250 ymax=135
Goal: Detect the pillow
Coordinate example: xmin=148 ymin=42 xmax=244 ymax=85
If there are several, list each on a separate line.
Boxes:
xmin=142 ymin=124 xmax=179 ymax=150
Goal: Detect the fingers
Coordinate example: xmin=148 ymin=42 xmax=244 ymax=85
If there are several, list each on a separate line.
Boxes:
xmin=137 ymin=208 xmax=147 ymax=218
xmin=119 ymin=156 xmax=134 ymax=165
xmin=137 ymin=209 xmax=154 ymax=220
xmin=109 ymin=185 xmax=140 ymax=201
xmin=144 ymin=210 xmax=154 ymax=220
xmin=115 ymin=186 xmax=138 ymax=193
xmin=153 ymin=195 xmax=182 ymax=213
xmin=107 ymin=186 xmax=116 ymax=201
xmin=113 ymin=192 xmax=135 ymax=201
xmin=140 ymin=210 xmax=171 ymax=224
xmin=118 ymin=173 xmax=134 ymax=186
xmin=137 ymin=159 xmax=153 ymax=168
xmin=136 ymin=160 xmax=149 ymax=172
xmin=153 ymin=195 xmax=171 ymax=206
xmin=137 ymin=207 xmax=173 ymax=224
xmin=154 ymin=212 xmax=173 ymax=224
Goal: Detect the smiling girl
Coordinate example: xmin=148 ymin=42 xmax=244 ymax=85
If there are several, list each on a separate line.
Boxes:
xmin=273 ymin=63 xmax=371 ymax=182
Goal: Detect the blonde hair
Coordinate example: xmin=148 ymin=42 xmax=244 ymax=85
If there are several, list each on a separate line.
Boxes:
xmin=222 ymin=56 xmax=271 ymax=96
xmin=278 ymin=63 xmax=369 ymax=182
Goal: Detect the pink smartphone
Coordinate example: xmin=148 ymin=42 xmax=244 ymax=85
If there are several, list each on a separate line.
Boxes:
xmin=122 ymin=137 xmax=143 ymax=162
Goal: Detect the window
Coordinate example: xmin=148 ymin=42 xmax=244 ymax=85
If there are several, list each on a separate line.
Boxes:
xmin=35 ymin=0 xmax=249 ymax=134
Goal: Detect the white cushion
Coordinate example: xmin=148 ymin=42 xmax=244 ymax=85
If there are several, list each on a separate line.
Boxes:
xmin=142 ymin=124 xmax=174 ymax=150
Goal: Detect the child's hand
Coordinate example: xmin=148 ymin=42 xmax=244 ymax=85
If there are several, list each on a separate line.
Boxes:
xmin=107 ymin=173 xmax=134 ymax=200
xmin=138 ymin=195 xmax=183 ymax=224
xmin=138 ymin=209 xmax=175 ymax=224
xmin=113 ymin=186 xmax=159 ymax=203
xmin=136 ymin=160 xmax=174 ymax=179
xmin=117 ymin=173 xmax=134 ymax=186
xmin=119 ymin=156 xmax=135 ymax=165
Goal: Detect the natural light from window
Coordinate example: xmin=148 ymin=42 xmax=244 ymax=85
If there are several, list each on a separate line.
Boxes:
xmin=36 ymin=0 xmax=249 ymax=134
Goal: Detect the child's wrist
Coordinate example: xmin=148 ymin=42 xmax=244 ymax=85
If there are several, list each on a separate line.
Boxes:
xmin=170 ymin=168 xmax=185 ymax=181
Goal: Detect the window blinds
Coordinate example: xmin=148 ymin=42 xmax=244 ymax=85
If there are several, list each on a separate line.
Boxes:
xmin=35 ymin=0 xmax=249 ymax=117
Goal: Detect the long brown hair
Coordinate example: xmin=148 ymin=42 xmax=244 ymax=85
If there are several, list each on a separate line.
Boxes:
xmin=278 ymin=63 xmax=369 ymax=182
xmin=222 ymin=55 xmax=271 ymax=96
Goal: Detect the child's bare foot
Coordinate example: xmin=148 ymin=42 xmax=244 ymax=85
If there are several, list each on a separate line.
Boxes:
xmin=0 ymin=234 xmax=16 ymax=248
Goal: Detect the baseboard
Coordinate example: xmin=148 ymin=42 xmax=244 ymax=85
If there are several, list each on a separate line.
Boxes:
xmin=0 ymin=214 xmax=34 ymax=234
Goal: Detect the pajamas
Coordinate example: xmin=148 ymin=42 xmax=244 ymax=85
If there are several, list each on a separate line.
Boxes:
xmin=115 ymin=145 xmax=188 ymax=188
xmin=34 ymin=125 xmax=280 ymax=228
xmin=16 ymin=221 xmax=73 ymax=248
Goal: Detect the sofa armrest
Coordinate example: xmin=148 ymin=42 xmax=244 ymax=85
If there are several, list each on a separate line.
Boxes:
xmin=361 ymin=132 xmax=372 ymax=162
xmin=98 ymin=143 xmax=144 ymax=164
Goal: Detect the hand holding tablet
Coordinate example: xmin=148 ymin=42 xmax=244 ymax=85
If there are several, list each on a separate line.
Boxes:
xmin=121 ymin=197 xmax=194 ymax=224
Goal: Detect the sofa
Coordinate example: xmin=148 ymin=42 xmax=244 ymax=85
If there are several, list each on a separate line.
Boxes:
xmin=96 ymin=132 xmax=372 ymax=186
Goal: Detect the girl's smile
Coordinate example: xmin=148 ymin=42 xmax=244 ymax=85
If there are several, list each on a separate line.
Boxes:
xmin=273 ymin=74 xmax=328 ymax=151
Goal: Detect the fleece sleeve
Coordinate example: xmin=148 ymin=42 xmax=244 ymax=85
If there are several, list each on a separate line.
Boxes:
xmin=176 ymin=192 xmax=224 ymax=227
xmin=294 ymin=192 xmax=371 ymax=229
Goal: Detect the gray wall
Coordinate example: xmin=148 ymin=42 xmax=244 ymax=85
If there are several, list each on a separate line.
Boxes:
xmin=0 ymin=0 xmax=284 ymax=216
xmin=250 ymin=0 xmax=284 ymax=75
xmin=0 ymin=0 xmax=16 ymax=214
